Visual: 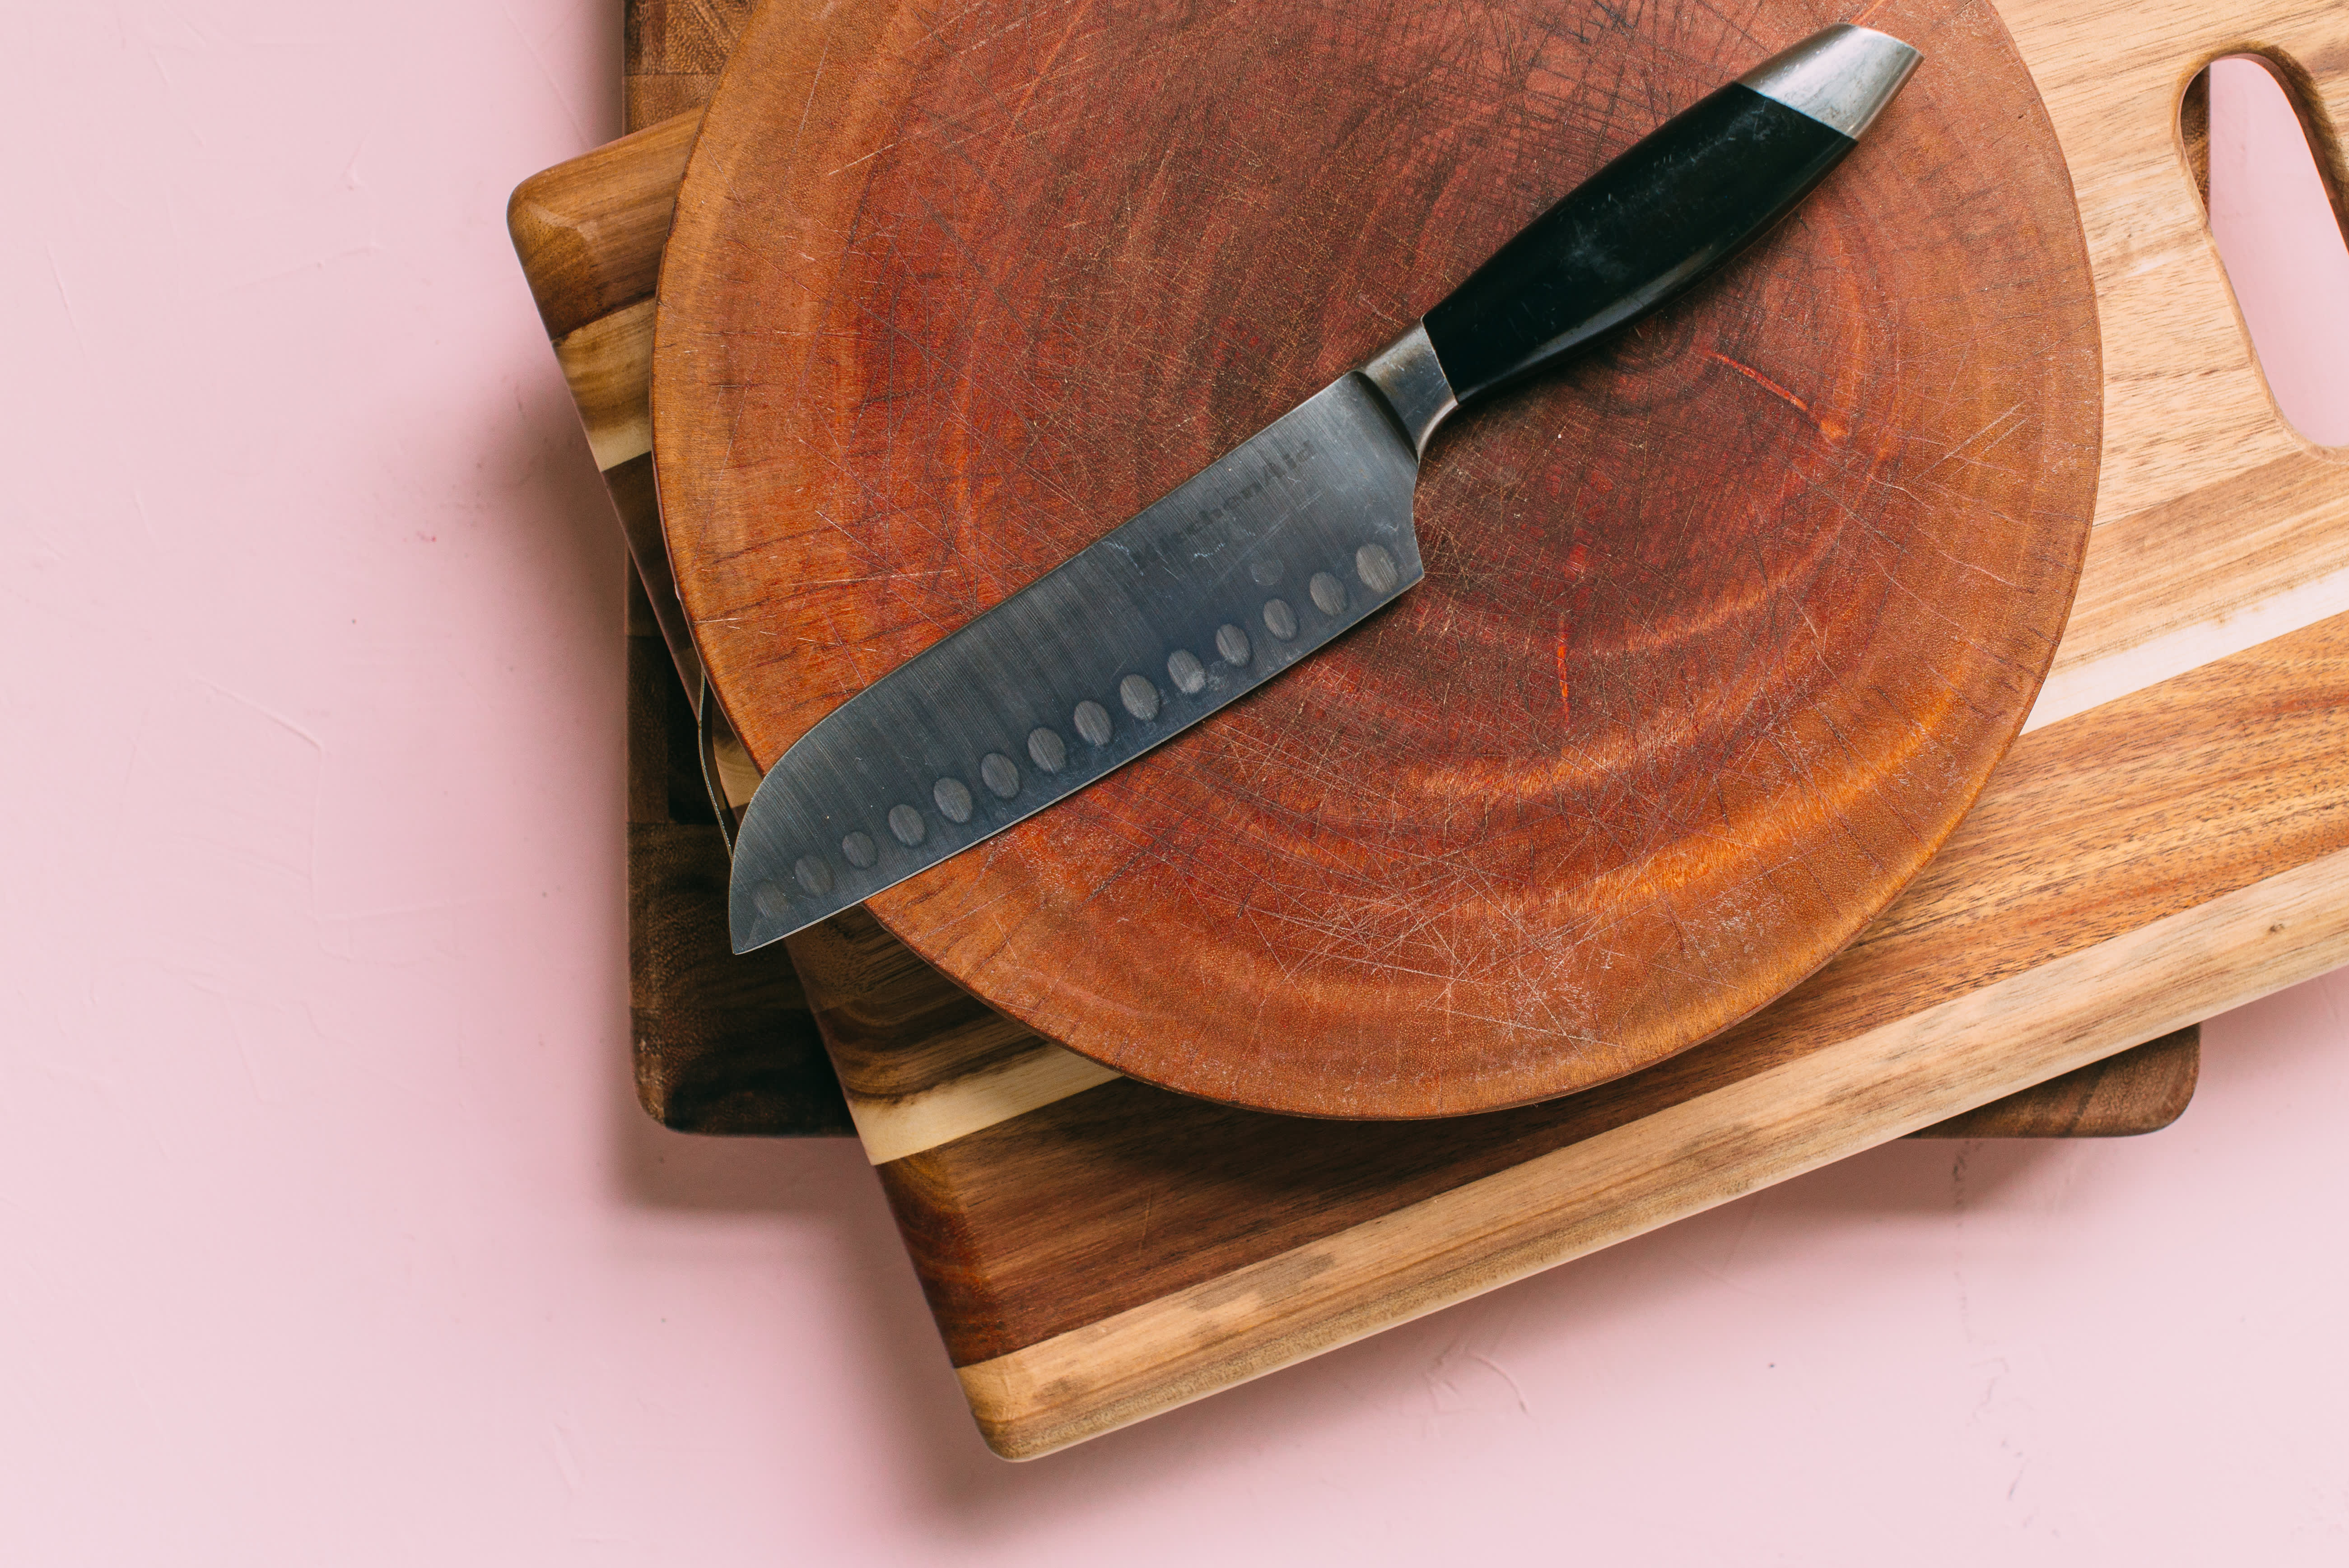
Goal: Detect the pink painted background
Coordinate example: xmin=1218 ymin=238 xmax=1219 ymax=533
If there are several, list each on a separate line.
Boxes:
xmin=5 ymin=13 xmax=2346 ymax=1563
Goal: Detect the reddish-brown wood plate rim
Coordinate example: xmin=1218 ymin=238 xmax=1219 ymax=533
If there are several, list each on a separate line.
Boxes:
xmin=652 ymin=0 xmax=2101 ymax=1119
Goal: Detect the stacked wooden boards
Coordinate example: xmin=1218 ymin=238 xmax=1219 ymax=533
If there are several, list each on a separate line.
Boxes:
xmin=654 ymin=0 xmax=2105 ymax=1120
xmin=558 ymin=0 xmax=848 ymax=1135
xmin=560 ymin=0 xmax=2203 ymax=1141
xmin=715 ymin=0 xmax=2349 ymax=1453
xmin=494 ymin=0 xmax=2349 ymax=1456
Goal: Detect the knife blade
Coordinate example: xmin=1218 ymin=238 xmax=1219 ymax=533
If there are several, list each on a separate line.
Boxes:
xmin=729 ymin=21 xmax=1921 ymax=953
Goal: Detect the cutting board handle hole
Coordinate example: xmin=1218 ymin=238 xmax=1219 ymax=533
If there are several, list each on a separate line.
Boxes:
xmin=2191 ymin=53 xmax=2349 ymax=446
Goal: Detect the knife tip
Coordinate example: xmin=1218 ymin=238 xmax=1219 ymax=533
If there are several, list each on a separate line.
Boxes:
xmin=728 ymin=879 xmax=783 ymax=955
xmin=729 ymin=903 xmax=789 ymax=955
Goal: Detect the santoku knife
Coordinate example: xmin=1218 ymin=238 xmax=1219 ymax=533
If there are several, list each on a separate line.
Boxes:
xmin=729 ymin=21 xmax=1921 ymax=953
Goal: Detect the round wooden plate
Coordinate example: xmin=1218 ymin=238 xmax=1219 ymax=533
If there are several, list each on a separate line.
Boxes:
xmin=653 ymin=0 xmax=2100 ymax=1119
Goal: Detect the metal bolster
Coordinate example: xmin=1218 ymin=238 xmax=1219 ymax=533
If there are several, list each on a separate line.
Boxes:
xmin=1738 ymin=23 xmax=1921 ymax=141
xmin=1361 ymin=323 xmax=1459 ymax=457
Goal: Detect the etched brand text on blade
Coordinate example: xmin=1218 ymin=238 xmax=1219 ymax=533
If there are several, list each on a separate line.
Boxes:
xmin=1112 ymin=438 xmax=1320 ymax=581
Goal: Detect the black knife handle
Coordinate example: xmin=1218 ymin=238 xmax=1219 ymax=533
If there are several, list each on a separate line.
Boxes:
xmin=1413 ymin=25 xmax=1919 ymax=416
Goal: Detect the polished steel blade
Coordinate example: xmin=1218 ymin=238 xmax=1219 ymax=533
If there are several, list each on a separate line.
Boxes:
xmin=729 ymin=372 xmax=1424 ymax=951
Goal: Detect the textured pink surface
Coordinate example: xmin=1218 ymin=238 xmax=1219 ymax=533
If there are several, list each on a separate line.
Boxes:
xmin=4 ymin=8 xmax=2346 ymax=1561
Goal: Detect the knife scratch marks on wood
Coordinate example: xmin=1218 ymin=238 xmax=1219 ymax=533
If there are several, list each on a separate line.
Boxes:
xmin=1915 ymin=401 xmax=2031 ymax=478
xmin=784 ymin=32 xmax=832 ymax=167
xmin=1705 ymin=349 xmax=1849 ymax=444
xmin=1553 ymin=608 xmax=1573 ymax=724
xmin=826 ymin=140 xmax=902 ymax=178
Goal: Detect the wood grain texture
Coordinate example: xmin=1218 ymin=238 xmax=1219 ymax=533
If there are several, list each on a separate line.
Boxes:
xmin=676 ymin=0 xmax=2342 ymax=1453
xmin=621 ymin=19 xmax=845 ymax=1137
xmin=555 ymin=298 xmax=657 ymax=472
xmin=2010 ymin=1 xmax=2325 ymax=530
xmin=1911 ymin=1025 xmax=2199 ymax=1137
xmin=625 ymin=0 xmax=756 ymax=130
xmin=2029 ymin=449 xmax=2349 ymax=727
xmin=625 ymin=510 xmax=852 ymax=1136
xmin=512 ymin=112 xmax=706 ymax=697
xmin=508 ymin=110 xmax=697 ymax=343
xmin=875 ymin=606 xmax=2349 ymax=1374
xmin=558 ymin=0 xmax=2178 ymax=1145
xmin=653 ymin=0 xmax=2104 ymax=1118
xmin=956 ymin=833 xmax=2349 ymax=1456
xmin=504 ymin=15 xmax=848 ymax=1136
xmin=500 ymin=0 xmax=2217 ymax=1371
xmin=774 ymin=0 xmax=2349 ymax=1145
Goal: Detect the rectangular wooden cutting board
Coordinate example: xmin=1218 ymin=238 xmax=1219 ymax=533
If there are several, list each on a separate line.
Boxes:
xmin=508 ymin=0 xmax=2349 ymax=1456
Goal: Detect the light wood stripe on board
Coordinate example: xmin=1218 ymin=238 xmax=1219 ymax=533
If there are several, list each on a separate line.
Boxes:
xmin=850 ymin=1047 xmax=1121 ymax=1166
xmin=2027 ymin=450 xmax=2349 ymax=732
xmin=556 ymin=298 xmax=656 ymax=471
xmin=959 ymin=843 xmax=2349 ymax=1458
